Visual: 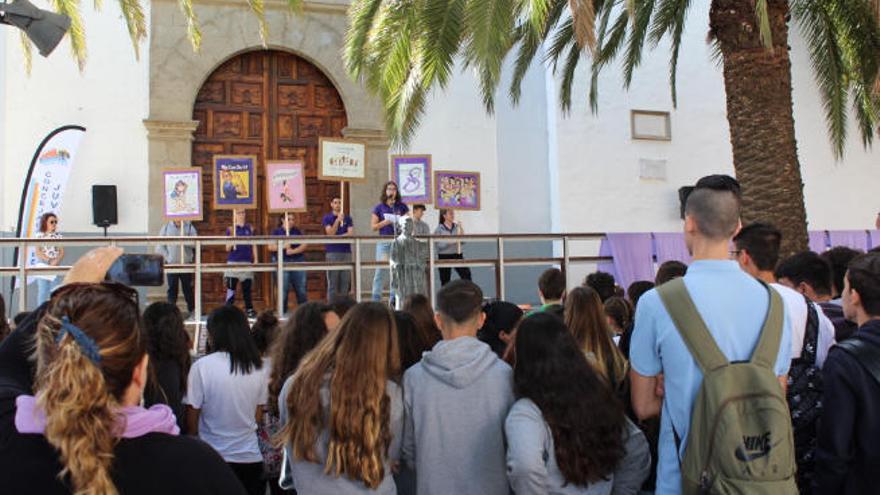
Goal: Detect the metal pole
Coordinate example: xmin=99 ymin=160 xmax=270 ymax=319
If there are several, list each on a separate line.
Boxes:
xmin=497 ymin=237 xmax=506 ymax=301
xmin=354 ymin=238 xmax=362 ymax=302
xmin=193 ymin=239 xmax=202 ymax=354
xmin=18 ymin=241 xmax=26 ymax=312
xmin=428 ymin=236 xmax=436 ymax=308
xmin=276 ymin=239 xmax=284 ymax=317
xmin=562 ymin=236 xmax=570 ymax=290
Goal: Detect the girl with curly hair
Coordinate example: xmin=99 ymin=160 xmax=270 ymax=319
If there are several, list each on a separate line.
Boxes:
xmin=276 ymin=302 xmax=402 ymax=493
xmin=505 ymin=313 xmax=651 ymax=494
xmin=9 ymin=282 xmax=244 ymax=494
xmin=142 ymin=302 xmax=192 ymax=434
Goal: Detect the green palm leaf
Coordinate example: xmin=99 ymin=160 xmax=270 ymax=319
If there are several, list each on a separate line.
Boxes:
xmin=178 ymin=0 xmax=202 ymax=51
xmin=51 ymin=0 xmax=87 ymax=69
xmin=118 ymin=0 xmax=147 ymax=59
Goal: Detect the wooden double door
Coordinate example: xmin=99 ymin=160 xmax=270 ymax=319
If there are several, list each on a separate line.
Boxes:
xmin=192 ymin=50 xmax=348 ymax=311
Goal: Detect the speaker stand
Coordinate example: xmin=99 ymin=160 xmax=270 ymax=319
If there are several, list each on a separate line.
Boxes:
xmin=97 ymin=221 xmax=111 ymax=238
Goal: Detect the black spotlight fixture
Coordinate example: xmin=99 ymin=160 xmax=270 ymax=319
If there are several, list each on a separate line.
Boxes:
xmin=0 ymin=0 xmax=71 ymax=57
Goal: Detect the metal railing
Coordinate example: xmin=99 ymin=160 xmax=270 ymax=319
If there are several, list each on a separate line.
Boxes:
xmin=0 ymin=233 xmax=611 ymax=345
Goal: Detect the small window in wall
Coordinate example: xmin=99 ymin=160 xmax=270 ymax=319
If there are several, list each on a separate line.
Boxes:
xmin=631 ymin=110 xmax=672 ymax=141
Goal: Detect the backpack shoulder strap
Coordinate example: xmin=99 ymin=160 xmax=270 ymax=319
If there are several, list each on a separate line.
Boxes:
xmin=751 ymin=281 xmax=785 ymax=369
xmin=657 ymin=278 xmax=729 ymax=373
xmin=835 ymin=337 xmax=880 ymax=387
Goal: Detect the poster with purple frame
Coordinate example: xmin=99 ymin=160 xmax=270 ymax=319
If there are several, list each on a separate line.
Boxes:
xmin=434 ymin=170 xmax=480 ymax=210
xmin=391 ymin=154 xmax=432 ymax=204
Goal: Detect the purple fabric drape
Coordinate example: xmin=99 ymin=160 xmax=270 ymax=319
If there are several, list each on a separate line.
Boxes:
xmin=597 ymin=239 xmax=617 ymax=281
xmin=869 ymin=231 xmax=880 ymax=250
xmin=828 ymin=230 xmax=869 ymax=252
xmin=652 ymin=232 xmax=692 ymax=265
xmin=808 ymin=231 xmax=828 ymax=253
xmin=605 ymin=233 xmax=655 ymax=289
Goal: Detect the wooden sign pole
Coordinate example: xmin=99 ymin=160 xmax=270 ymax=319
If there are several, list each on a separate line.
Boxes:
xmin=179 ymin=220 xmax=186 ymax=265
xmin=340 ymin=181 xmax=346 ymax=212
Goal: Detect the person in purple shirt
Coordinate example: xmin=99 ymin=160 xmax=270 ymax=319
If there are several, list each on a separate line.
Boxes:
xmin=268 ymin=214 xmax=308 ymax=315
xmin=224 ymin=209 xmax=258 ymax=318
xmin=322 ymin=197 xmax=354 ymax=302
xmin=371 ymin=181 xmax=409 ymax=303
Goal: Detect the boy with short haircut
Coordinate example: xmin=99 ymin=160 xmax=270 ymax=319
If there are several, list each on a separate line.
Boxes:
xmin=630 ymin=175 xmax=793 ymax=494
xmin=532 ymin=268 xmax=565 ymax=315
xmin=410 ymin=204 xmax=431 ymax=237
xmin=402 ymin=280 xmax=513 ymax=495
xmin=814 ymin=253 xmax=880 ymax=494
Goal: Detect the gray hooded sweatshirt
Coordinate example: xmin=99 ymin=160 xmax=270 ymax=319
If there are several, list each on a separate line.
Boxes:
xmin=402 ymin=336 xmax=514 ymax=495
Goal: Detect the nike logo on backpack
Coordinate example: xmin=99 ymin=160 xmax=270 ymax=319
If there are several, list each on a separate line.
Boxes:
xmin=735 ymin=432 xmax=777 ymax=462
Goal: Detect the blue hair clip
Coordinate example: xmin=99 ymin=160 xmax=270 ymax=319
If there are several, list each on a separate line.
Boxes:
xmin=57 ymin=317 xmax=102 ymax=365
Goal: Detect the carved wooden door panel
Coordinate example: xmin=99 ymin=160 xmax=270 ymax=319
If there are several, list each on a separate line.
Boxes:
xmin=192 ymin=50 xmax=348 ymax=313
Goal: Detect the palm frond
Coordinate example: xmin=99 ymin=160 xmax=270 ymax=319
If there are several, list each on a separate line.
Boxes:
xmin=419 ymin=0 xmax=467 ymax=90
xmin=524 ymin=0 xmax=552 ymax=35
xmin=791 ymin=0 xmax=848 ymax=157
xmin=118 ymin=0 xmax=147 ymax=59
xmin=246 ymin=0 xmax=269 ymax=47
xmin=344 ymin=0 xmax=384 ymax=78
xmin=559 ymin=42 xmax=582 ymax=113
xmin=20 ymin=32 xmax=33 ymax=75
xmin=569 ymin=0 xmax=596 ymax=53
xmin=52 ymin=0 xmax=87 ymax=70
xmin=510 ymin=0 xmax=567 ymax=103
xmin=649 ymin=0 xmax=691 ymax=106
xmin=754 ymin=0 xmax=773 ymax=49
xmin=621 ymin=0 xmax=655 ymax=87
xmin=178 ymin=0 xmax=202 ymax=51
xmin=463 ymin=0 xmax=517 ymax=113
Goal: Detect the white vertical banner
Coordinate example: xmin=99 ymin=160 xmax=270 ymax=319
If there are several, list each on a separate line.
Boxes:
xmin=15 ymin=126 xmax=86 ymax=287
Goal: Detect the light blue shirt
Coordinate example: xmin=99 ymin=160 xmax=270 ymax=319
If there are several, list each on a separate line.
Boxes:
xmin=630 ymin=260 xmax=791 ymax=494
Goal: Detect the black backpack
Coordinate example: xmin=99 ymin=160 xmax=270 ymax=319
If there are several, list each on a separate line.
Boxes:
xmin=785 ymin=297 xmax=822 ymax=494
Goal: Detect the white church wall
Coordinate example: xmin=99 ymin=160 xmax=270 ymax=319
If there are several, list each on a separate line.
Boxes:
xmin=550 ymin=1 xmax=879 ymax=237
xmin=2 ymin=2 xmax=151 ymax=234
xmin=552 ymin=2 xmax=732 ymax=236
xmin=789 ymin=33 xmax=880 ymax=231
xmin=400 ymin=63 xmax=500 ymax=234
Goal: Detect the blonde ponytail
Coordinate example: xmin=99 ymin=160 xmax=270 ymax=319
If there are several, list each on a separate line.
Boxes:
xmin=35 ymin=312 xmax=126 ymax=495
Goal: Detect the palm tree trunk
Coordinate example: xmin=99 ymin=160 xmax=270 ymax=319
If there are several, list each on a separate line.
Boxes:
xmin=710 ymin=0 xmax=809 ymax=257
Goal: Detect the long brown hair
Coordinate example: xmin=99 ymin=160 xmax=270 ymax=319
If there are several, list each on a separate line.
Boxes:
xmin=379 ymin=181 xmax=400 ymax=204
xmin=277 ymin=302 xmax=400 ymax=488
xmin=33 ymin=283 xmax=145 ymax=495
xmin=402 ymin=294 xmax=442 ymax=348
xmin=268 ymin=302 xmax=333 ymax=416
xmin=564 ymin=287 xmax=628 ymax=389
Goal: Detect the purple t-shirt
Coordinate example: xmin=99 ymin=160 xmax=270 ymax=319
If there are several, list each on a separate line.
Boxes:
xmin=226 ymin=224 xmax=254 ymax=263
xmin=322 ymin=213 xmax=353 ymax=253
xmin=271 ymin=227 xmax=305 ymax=262
xmin=372 ymin=202 xmax=409 ymax=236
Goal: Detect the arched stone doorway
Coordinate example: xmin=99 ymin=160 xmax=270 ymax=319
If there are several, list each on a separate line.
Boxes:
xmin=191 ymin=49 xmax=349 ymax=311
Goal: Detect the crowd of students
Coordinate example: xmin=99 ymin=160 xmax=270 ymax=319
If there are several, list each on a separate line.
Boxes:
xmin=1 ymin=173 xmax=880 ymax=495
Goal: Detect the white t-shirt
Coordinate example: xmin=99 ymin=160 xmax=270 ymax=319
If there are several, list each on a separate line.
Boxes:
xmin=184 ymin=352 xmax=269 ymax=463
xmin=772 ymin=283 xmax=835 ymax=368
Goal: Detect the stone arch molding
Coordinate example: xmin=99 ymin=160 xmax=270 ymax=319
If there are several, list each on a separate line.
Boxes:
xmin=147 ymin=0 xmax=383 ymax=129
xmin=144 ymin=0 xmax=390 ymax=236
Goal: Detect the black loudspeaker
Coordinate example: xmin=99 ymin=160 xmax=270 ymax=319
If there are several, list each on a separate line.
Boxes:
xmin=678 ymin=186 xmax=694 ymax=220
xmin=92 ymin=185 xmax=118 ymax=227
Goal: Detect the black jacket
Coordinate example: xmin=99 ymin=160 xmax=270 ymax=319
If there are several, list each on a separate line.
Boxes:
xmin=0 ymin=304 xmax=246 ymax=495
xmin=814 ymin=319 xmax=880 ymax=494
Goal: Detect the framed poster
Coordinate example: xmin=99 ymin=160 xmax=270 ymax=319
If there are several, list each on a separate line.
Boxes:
xmin=162 ymin=168 xmax=203 ymax=221
xmin=434 ymin=171 xmax=480 ymax=210
xmin=318 ymin=137 xmax=367 ymax=182
xmin=391 ymin=154 xmax=432 ymax=204
xmin=266 ymin=161 xmax=307 ymax=213
xmin=213 ymin=155 xmax=258 ymax=210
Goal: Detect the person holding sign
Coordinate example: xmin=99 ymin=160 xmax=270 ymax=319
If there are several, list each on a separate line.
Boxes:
xmin=225 ymin=209 xmax=258 ymax=318
xmin=268 ymin=214 xmax=308 ymax=315
xmin=322 ymin=196 xmax=354 ymax=302
xmin=371 ymin=181 xmax=409 ymax=303
xmin=156 ymin=220 xmax=198 ymax=317
xmin=434 ymin=209 xmax=472 ymax=286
